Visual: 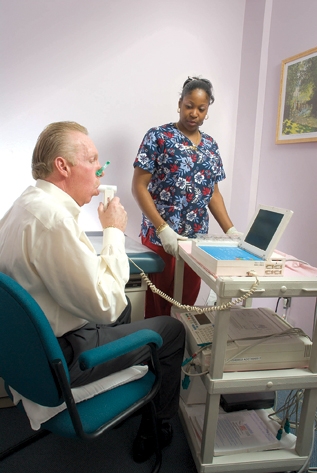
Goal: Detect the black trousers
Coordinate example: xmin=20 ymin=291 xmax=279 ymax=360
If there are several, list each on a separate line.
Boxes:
xmin=58 ymin=299 xmax=185 ymax=420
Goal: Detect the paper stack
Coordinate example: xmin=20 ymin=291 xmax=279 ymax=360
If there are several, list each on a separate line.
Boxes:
xmin=185 ymin=405 xmax=296 ymax=456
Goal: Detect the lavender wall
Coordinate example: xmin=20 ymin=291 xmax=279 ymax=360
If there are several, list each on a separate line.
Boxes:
xmin=235 ymin=0 xmax=317 ymax=334
xmin=261 ymin=0 xmax=317 ymax=334
xmin=0 ymin=0 xmax=245 ymax=239
xmin=1 ymin=0 xmax=316 ymax=331
xmin=231 ymin=0 xmax=267 ymax=229
xmin=259 ymin=0 xmax=317 ymax=264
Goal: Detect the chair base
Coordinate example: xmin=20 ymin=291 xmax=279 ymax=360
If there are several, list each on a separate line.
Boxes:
xmin=0 ymin=430 xmax=50 ymax=461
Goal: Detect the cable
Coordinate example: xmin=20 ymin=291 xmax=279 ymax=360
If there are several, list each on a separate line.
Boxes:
xmin=275 ymin=297 xmax=281 ymax=312
xmin=296 ymin=425 xmax=315 ymax=473
xmin=130 ymin=254 xmax=317 ymax=460
xmin=224 ymin=327 xmax=310 ymax=364
xmin=269 ymin=390 xmax=303 ymax=433
xmin=128 ymin=257 xmax=260 ymax=313
xmin=268 ymin=389 xmax=317 ymax=472
xmin=181 ymin=343 xmax=212 ymax=379
xmin=285 ymin=258 xmax=310 ymax=265
xmin=129 ymin=256 xmax=311 ymax=381
xmin=180 ymin=327 xmax=311 ymax=381
xmin=313 ymin=297 xmax=317 ymax=334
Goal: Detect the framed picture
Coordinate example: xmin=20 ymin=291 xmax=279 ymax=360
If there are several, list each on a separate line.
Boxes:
xmin=276 ymin=46 xmax=317 ymax=144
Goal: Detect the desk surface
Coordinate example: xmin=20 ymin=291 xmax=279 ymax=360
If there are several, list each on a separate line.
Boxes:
xmin=86 ymin=232 xmax=164 ymax=274
xmin=175 ymin=241 xmax=317 ymax=299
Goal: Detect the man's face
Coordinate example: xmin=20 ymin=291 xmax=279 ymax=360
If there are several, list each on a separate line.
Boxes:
xmin=66 ymin=131 xmax=102 ymax=206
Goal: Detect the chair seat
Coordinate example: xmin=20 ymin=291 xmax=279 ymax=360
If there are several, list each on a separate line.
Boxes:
xmin=0 ymin=272 xmax=163 ymax=471
xmin=42 ymin=371 xmax=155 ymax=437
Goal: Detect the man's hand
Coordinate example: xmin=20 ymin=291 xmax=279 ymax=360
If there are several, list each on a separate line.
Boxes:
xmin=158 ymin=226 xmax=187 ymax=258
xmin=98 ymin=196 xmax=127 ymax=233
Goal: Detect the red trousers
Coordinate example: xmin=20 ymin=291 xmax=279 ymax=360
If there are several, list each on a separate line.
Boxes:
xmin=141 ymin=235 xmax=201 ymax=318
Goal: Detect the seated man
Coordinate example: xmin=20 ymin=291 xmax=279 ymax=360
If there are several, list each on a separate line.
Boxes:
xmin=0 ymin=121 xmax=185 ymax=463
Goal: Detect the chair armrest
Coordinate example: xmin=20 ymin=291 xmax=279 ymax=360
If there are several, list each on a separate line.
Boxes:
xmin=78 ymin=329 xmax=163 ymax=370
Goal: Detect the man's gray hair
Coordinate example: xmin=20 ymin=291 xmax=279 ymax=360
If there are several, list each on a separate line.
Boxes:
xmin=32 ymin=121 xmax=88 ymax=180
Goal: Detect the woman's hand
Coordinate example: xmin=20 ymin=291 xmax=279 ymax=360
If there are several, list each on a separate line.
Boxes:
xmin=226 ymin=226 xmax=243 ymax=238
xmin=158 ymin=226 xmax=187 ymax=258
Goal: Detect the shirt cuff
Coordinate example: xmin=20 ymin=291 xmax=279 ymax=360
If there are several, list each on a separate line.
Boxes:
xmin=102 ymin=227 xmax=125 ymax=250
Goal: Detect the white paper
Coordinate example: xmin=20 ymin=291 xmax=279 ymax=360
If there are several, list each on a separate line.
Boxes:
xmin=213 ymin=410 xmax=280 ymax=455
xmin=185 ymin=405 xmax=296 ymax=456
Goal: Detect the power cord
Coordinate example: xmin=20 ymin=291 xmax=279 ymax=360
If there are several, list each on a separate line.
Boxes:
xmin=129 ymin=255 xmax=317 ymax=467
xmin=129 ymin=258 xmax=311 ymax=383
xmin=295 ymin=425 xmax=315 ymax=473
xmin=225 ymin=327 xmax=310 ymax=364
xmin=180 ymin=327 xmax=310 ymax=384
xmin=128 ymin=257 xmax=260 ymax=313
xmin=269 ymin=389 xmax=317 ymax=472
xmin=129 ymin=258 xmax=261 ymax=391
xmin=269 ymin=390 xmax=303 ymax=434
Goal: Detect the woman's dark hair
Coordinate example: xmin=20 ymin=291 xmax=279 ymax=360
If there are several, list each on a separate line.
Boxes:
xmin=181 ymin=76 xmax=215 ymax=104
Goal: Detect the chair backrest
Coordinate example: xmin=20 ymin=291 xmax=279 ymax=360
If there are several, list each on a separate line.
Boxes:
xmin=0 ymin=272 xmax=69 ymax=407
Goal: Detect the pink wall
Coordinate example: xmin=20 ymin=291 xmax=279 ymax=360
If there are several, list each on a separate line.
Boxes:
xmin=0 ymin=0 xmax=245 ymax=239
xmin=231 ymin=0 xmax=267 ymax=230
xmin=232 ymin=0 xmax=317 ymax=262
xmin=260 ymin=0 xmax=317 ymax=334
xmin=233 ymin=0 xmax=317 ymax=334
xmin=260 ymin=0 xmax=317 ymax=264
xmin=1 ymin=0 xmax=316 ymax=330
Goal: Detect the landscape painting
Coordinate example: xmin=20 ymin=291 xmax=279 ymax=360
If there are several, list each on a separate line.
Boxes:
xmin=276 ymin=46 xmax=317 ymax=144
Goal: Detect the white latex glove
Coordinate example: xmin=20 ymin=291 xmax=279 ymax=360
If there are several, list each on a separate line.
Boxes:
xmin=158 ymin=226 xmax=188 ymax=258
xmin=226 ymin=226 xmax=244 ymax=238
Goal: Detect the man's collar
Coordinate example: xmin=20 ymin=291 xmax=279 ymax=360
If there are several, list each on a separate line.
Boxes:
xmin=36 ymin=180 xmax=81 ymax=218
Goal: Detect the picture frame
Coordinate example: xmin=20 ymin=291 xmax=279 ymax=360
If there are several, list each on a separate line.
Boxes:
xmin=276 ymin=46 xmax=317 ymax=144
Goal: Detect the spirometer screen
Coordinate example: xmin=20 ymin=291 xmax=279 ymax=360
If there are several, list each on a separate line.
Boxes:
xmin=244 ymin=209 xmax=283 ymax=250
xmin=195 ymin=313 xmax=211 ymax=326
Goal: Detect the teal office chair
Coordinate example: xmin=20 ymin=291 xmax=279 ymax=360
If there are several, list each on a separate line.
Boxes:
xmin=0 ymin=272 xmax=163 ymax=472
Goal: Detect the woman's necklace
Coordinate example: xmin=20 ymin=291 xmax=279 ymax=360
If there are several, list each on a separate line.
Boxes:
xmin=175 ymin=123 xmax=201 ymax=150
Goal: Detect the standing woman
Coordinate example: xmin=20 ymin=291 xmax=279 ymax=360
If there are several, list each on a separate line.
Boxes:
xmin=132 ymin=76 xmax=239 ymax=318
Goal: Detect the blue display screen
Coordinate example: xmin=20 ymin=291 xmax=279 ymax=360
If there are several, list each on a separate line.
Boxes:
xmin=199 ymin=246 xmax=262 ymax=261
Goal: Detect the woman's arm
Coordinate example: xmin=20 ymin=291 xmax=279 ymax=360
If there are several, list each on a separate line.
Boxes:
xmin=208 ymin=183 xmax=233 ymax=233
xmin=131 ymin=167 xmax=165 ymax=229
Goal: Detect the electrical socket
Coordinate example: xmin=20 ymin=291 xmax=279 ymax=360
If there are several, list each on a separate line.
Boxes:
xmin=283 ymin=297 xmax=292 ymax=309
